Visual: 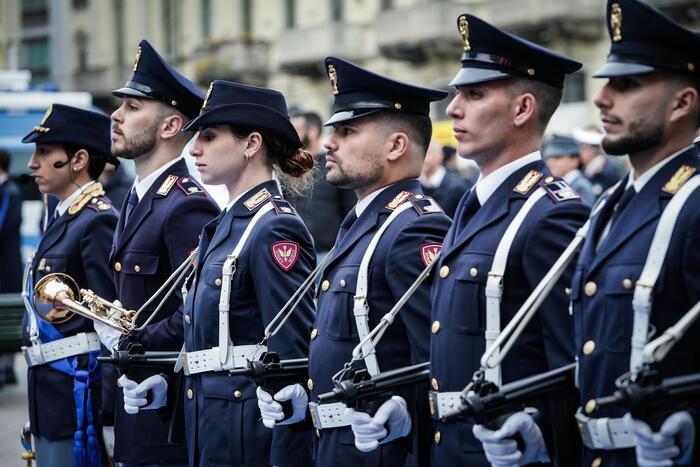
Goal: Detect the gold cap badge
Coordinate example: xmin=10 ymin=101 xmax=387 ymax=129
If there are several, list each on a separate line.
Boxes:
xmin=458 ymin=15 xmax=471 ymax=52
xmin=133 ymin=46 xmax=142 ymax=71
xmin=34 ymin=104 xmax=53 ymax=133
xmin=328 ymin=64 xmax=338 ymax=95
xmin=611 ymin=3 xmax=622 ymax=42
xmin=202 ymin=82 xmax=214 ymax=110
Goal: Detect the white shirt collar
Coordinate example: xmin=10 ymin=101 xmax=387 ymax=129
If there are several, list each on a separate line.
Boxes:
xmin=419 ymin=166 xmax=446 ymax=189
xmin=563 ymin=169 xmax=582 ymax=185
xmin=354 ymin=185 xmax=391 ymax=217
xmin=132 ymin=157 xmax=182 ymax=200
xmin=626 ymin=144 xmax=693 ymax=192
xmin=55 ymin=180 xmax=96 ymax=216
xmin=474 ymin=151 xmax=542 ymax=204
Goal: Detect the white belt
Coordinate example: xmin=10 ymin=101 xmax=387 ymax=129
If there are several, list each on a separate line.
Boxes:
xmin=575 ymin=409 xmax=635 ymax=450
xmin=183 ymin=344 xmax=267 ymax=375
xmin=428 ymin=390 xmax=462 ymax=420
xmin=21 ymin=332 xmax=101 ymax=367
xmin=308 ymin=401 xmax=351 ymax=429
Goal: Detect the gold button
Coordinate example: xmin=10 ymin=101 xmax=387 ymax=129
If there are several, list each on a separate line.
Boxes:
xmin=622 ymin=278 xmax=633 ymax=289
xmin=340 ymin=279 xmax=347 ymax=288
xmin=527 ymin=68 xmax=535 ymax=76
xmin=114 ymin=262 xmax=122 ymax=272
xmin=394 ymin=102 xmax=402 ymax=110
xmin=584 ymin=281 xmax=597 ymax=297
xmin=545 ymin=176 xmax=554 ymax=183
xmin=321 ymin=280 xmax=330 ymax=291
xmin=431 ymin=321 xmax=440 ymax=334
xmin=469 ymin=267 xmax=478 ymax=277
xmin=434 ymin=430 xmax=441 ymax=444
xmin=45 ymin=266 xmax=51 ymax=272
xmin=565 ymin=287 xmax=571 ymax=296
xmin=439 ymin=266 xmax=450 ymax=278
xmin=214 ymin=278 xmax=222 ymax=286
xmin=414 ymin=194 xmax=423 ymax=199
xmin=585 ymin=399 xmax=597 ymax=414
xmin=234 ymin=390 xmax=242 ymax=398
xmin=583 ymin=340 xmax=596 ymax=355
xmin=134 ymin=264 xmax=141 ymax=273
xmin=171 ymin=99 xmax=178 ymax=106
xmin=187 ymin=388 xmax=193 ymax=399
xmin=310 ymin=328 xmax=318 ymax=340
xmin=591 ymin=457 xmax=602 ymax=467
xmin=184 ymin=314 xmax=191 ymax=324
xmin=307 ymin=378 xmax=314 ymax=391
xmin=431 ymin=378 xmax=439 ymax=391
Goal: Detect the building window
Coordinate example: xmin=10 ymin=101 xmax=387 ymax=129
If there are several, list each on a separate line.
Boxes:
xmin=163 ymin=0 xmax=181 ymax=57
xmin=331 ymin=0 xmax=343 ymax=22
xmin=72 ymin=0 xmax=89 ymax=10
xmin=21 ymin=39 xmax=50 ymax=83
xmin=285 ymin=0 xmax=295 ymax=29
xmin=241 ymin=0 xmax=252 ymax=36
xmin=22 ymin=0 xmax=48 ymax=27
xmin=113 ymin=0 xmax=124 ymax=65
xmin=380 ymin=0 xmax=393 ymax=10
xmin=202 ymin=0 xmax=212 ymax=39
xmin=562 ymin=71 xmax=585 ymax=103
xmin=75 ymin=31 xmax=88 ymax=72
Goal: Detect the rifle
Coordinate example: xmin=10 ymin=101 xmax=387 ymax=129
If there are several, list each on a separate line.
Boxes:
xmin=591 ymin=369 xmax=700 ymax=431
xmin=97 ymin=343 xmax=180 ymax=372
xmin=316 ymin=362 xmax=430 ymax=416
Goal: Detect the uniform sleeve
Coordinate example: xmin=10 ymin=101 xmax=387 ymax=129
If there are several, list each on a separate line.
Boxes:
xmin=80 ymin=212 xmax=118 ymax=300
xmin=385 ymin=212 xmax=452 ymax=364
xmin=522 ymin=200 xmax=590 ymax=369
xmin=250 ymin=215 xmax=316 ymax=467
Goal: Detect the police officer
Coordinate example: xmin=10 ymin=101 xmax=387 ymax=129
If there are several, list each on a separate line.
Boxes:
xmin=570 ymin=1 xmax=700 ymax=465
xmin=542 ymin=135 xmax=597 ymax=205
xmin=257 ymin=56 xmax=452 ymax=466
xmin=429 ymin=14 xmax=590 ymax=466
xmin=96 ymin=39 xmax=220 ymax=467
xmin=121 ymin=80 xmax=317 ymax=467
xmin=21 ymin=104 xmax=118 ymax=467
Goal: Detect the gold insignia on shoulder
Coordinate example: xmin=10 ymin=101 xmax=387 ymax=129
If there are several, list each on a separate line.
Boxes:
xmin=662 ymin=165 xmax=696 ymax=194
xmin=386 ymin=190 xmax=413 ymax=210
xmin=133 ymin=46 xmax=142 ymax=71
xmin=244 ymin=188 xmax=272 ymax=211
xmin=202 ymin=82 xmax=214 ymax=110
xmin=328 ymin=65 xmax=338 ymax=95
xmin=611 ymin=3 xmax=622 ymax=42
xmin=68 ymin=182 xmax=106 ymax=215
xmin=458 ymin=15 xmax=471 ymax=52
xmin=513 ymin=170 xmax=543 ymax=195
xmin=157 ymin=175 xmax=179 ymax=196
xmin=97 ymin=201 xmax=111 ymax=211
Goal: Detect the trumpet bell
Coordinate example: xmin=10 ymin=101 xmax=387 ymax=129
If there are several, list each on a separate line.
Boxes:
xmin=33 ymin=273 xmax=80 ymax=324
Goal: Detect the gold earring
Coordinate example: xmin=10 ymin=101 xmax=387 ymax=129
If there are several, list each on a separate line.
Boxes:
xmin=244 ymin=151 xmax=253 ymax=161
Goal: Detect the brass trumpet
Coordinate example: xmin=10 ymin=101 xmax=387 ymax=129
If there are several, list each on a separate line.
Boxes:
xmin=32 ymin=273 xmax=136 ymax=333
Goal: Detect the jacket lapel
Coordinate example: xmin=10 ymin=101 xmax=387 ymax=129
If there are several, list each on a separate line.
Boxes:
xmin=35 ymin=213 xmax=71 ymax=260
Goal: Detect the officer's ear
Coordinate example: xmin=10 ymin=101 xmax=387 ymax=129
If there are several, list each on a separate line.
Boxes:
xmin=386 ymin=131 xmax=410 ymax=162
xmin=512 ymin=92 xmax=537 ymax=128
xmin=160 ymin=113 xmax=185 ymax=141
xmin=245 ymin=131 xmax=264 ymax=158
xmin=668 ymin=85 xmax=699 ymax=126
xmin=71 ymin=148 xmax=90 ymax=173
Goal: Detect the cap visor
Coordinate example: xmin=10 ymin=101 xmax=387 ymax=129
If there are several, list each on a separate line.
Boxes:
xmin=323 ymin=109 xmax=382 ymax=127
xmin=449 ymin=67 xmax=513 ymax=87
xmin=592 ymin=61 xmax=657 ymax=78
xmin=111 ymin=85 xmax=152 ymax=98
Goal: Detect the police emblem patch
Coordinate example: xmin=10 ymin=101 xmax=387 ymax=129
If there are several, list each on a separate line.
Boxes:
xmin=272 ymin=241 xmax=300 ymax=271
xmin=420 ymin=243 xmax=442 ymax=267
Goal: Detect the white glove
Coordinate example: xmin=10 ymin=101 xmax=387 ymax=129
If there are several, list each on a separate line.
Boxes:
xmin=119 ymin=374 xmax=168 ymax=415
xmin=93 ymin=300 xmax=124 ymax=350
xmin=472 ymin=411 xmax=550 ymax=467
xmin=345 ymin=395 xmax=412 ymax=453
xmin=625 ymin=411 xmax=695 ymax=466
xmin=256 ymin=384 xmax=308 ymax=429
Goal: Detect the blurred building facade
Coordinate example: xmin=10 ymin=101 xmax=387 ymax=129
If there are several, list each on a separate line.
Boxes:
xmin=0 ymin=0 xmax=699 ymax=132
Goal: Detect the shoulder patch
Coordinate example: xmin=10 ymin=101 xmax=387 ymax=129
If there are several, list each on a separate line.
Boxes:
xmin=68 ymin=182 xmax=106 ymax=215
xmin=513 ymin=170 xmax=543 ymax=195
xmin=385 ymin=190 xmax=413 ymax=210
xmin=411 ymin=195 xmax=444 ymax=215
xmin=176 ymin=176 xmax=205 ymax=196
xmin=244 ymin=188 xmax=272 ymax=211
xmin=420 ymin=242 xmax=442 ymax=267
xmin=157 ymin=175 xmax=179 ymax=196
xmin=662 ymin=165 xmax=696 ymax=194
xmin=271 ymin=198 xmax=296 ymax=215
xmin=540 ymin=177 xmax=580 ymax=203
xmin=86 ymin=196 xmax=113 ymax=212
xmin=271 ymin=241 xmax=300 ymax=271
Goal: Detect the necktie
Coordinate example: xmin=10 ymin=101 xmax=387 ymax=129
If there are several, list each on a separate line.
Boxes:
xmin=609 ymin=186 xmax=635 ymax=231
xmin=124 ymin=188 xmax=139 ymax=223
xmin=455 ymin=188 xmax=481 ymax=233
xmin=45 ymin=210 xmax=59 ymax=232
xmin=336 ymin=209 xmax=358 ymax=244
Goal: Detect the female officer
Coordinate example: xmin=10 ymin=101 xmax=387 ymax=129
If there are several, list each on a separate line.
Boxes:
xmin=22 ymin=104 xmax=118 ymax=467
xmin=121 ymin=80 xmax=316 ymax=467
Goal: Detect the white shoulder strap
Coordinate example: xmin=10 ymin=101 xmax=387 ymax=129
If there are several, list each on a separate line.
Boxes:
xmin=218 ymin=203 xmax=275 ymax=366
xmin=485 ymin=187 xmax=547 ymax=384
xmin=630 ymin=175 xmax=700 ymax=372
xmin=353 ymin=202 xmax=414 ymax=376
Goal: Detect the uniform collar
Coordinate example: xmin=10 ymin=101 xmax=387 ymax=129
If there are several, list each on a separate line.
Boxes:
xmin=132 ymin=156 xmax=183 ymax=200
xmin=626 ymin=144 xmax=693 ymax=192
xmin=55 ymin=180 xmax=96 ymax=216
xmin=354 ymin=185 xmax=390 ymax=217
xmin=563 ymin=168 xmax=583 ymax=184
xmin=474 ymin=150 xmax=541 ymax=204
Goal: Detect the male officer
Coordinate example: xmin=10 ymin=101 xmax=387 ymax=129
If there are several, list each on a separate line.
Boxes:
xmin=420 ymin=139 xmax=471 ymax=217
xmin=257 ymin=57 xmax=452 ymax=466
xmin=567 ymin=1 xmax=700 ymax=466
xmin=21 ymin=104 xmax=118 ymax=466
xmin=429 ymin=14 xmax=590 ymax=466
xmin=98 ymin=40 xmax=220 ymax=467
xmin=542 ymin=135 xmax=596 ymax=205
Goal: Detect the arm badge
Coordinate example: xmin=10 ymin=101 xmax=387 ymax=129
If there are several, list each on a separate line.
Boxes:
xmin=421 ymin=243 xmax=442 ymax=267
xmin=272 ymin=241 xmax=300 ymax=272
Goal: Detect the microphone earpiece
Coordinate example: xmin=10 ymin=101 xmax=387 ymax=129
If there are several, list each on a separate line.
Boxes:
xmin=53 ymin=160 xmax=69 ymax=169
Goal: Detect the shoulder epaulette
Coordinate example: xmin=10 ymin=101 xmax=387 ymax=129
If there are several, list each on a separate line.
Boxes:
xmin=540 ymin=176 xmax=580 ymax=203
xmin=86 ymin=195 xmax=113 ymax=213
xmin=513 ymin=170 xmax=543 ymax=195
xmin=385 ymin=190 xmax=413 ymax=210
xmin=662 ymin=164 xmax=696 ymax=194
xmin=68 ymin=182 xmax=106 ymax=215
xmin=411 ymin=194 xmax=444 ymax=215
xmin=271 ymin=197 xmax=296 ymax=215
xmin=244 ymin=188 xmax=272 ymax=211
xmin=176 ymin=176 xmax=205 ymax=196
xmin=156 ymin=174 xmax=179 ymax=196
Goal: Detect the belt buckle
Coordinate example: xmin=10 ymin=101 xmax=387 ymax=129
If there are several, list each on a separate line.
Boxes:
xmin=428 ymin=391 xmax=439 ymax=418
xmin=308 ymin=402 xmax=323 ymax=430
xmin=576 ymin=414 xmax=594 ymax=449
